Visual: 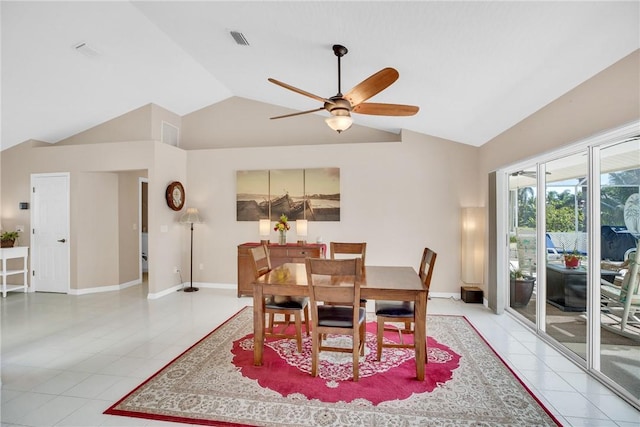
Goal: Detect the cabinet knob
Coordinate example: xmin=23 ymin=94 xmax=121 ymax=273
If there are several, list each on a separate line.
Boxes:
xmin=57 ymin=238 xmax=66 ymax=243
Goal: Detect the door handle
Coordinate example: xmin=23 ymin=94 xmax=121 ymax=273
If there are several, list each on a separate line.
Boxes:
xmin=57 ymin=238 xmax=66 ymax=243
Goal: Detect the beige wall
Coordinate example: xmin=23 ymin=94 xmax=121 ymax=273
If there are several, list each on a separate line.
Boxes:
xmin=56 ymin=103 xmax=182 ymax=147
xmin=148 ymin=142 xmax=187 ymax=295
xmin=75 ymin=172 xmax=119 ymax=289
xmin=185 ymin=131 xmax=480 ymax=295
xmin=56 ymin=105 xmax=154 ymax=146
xmin=180 ymin=97 xmax=402 ymax=150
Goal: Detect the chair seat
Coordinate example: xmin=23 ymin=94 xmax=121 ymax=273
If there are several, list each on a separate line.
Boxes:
xmin=265 ymin=296 xmax=309 ymax=310
xmin=375 ymin=300 xmax=415 ymax=318
xmin=318 ymin=306 xmax=366 ymax=328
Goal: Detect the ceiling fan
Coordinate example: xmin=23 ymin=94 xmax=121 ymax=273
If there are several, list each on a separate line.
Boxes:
xmin=268 ymin=44 xmax=419 ymax=133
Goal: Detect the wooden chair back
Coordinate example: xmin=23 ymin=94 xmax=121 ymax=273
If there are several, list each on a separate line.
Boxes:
xmin=305 ymin=257 xmax=362 ymax=306
xmin=305 ymin=257 xmax=365 ymax=380
xmin=249 ymin=244 xmax=272 ymax=279
xmin=330 ymin=242 xmax=366 ymax=268
xmin=418 ymin=247 xmax=437 ymax=292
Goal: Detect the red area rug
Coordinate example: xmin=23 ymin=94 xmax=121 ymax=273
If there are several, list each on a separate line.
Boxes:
xmin=105 ymin=306 xmax=560 ymax=426
xmin=233 ymin=322 xmax=460 ymax=405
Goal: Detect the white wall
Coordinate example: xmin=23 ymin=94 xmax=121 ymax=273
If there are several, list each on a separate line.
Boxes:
xmin=186 ymin=131 xmax=481 ymax=296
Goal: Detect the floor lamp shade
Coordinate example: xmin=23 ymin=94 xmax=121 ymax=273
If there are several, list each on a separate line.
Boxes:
xmin=180 ymin=208 xmax=203 ymax=225
xmin=180 ymin=208 xmax=203 ymax=292
xmin=461 ymin=207 xmax=485 ymax=285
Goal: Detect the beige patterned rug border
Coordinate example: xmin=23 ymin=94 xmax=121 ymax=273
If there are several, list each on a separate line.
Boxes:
xmin=106 ymin=306 xmax=561 ymax=426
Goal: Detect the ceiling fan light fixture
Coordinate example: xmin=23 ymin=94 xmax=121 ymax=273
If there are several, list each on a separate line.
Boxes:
xmin=325 ymin=115 xmax=352 ymax=133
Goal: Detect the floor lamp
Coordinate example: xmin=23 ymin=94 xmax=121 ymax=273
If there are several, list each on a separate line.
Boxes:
xmin=180 ymin=207 xmax=203 ymax=293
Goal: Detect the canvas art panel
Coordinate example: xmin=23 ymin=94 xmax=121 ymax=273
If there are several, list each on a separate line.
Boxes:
xmin=236 ymin=168 xmax=340 ymax=221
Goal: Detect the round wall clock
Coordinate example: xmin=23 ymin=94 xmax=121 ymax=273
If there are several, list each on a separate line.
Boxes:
xmin=166 ymin=181 xmax=185 ymax=211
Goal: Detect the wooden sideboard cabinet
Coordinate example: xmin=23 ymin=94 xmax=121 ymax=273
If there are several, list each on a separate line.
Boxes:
xmin=237 ymin=242 xmax=325 ymax=297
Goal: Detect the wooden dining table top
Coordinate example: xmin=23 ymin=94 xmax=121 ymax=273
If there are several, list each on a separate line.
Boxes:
xmin=255 ymin=263 xmax=425 ymax=296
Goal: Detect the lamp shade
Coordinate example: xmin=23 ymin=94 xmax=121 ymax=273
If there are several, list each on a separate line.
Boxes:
xmin=460 ymin=207 xmax=484 ymax=284
xmin=259 ymin=219 xmax=271 ymax=237
xmin=180 ymin=207 xmax=202 ymax=224
xmin=325 ymin=115 xmax=353 ymax=133
xmin=296 ymin=219 xmax=308 ymax=237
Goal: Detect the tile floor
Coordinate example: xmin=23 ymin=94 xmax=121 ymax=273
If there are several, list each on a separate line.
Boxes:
xmin=1 ymin=283 xmax=639 ymax=427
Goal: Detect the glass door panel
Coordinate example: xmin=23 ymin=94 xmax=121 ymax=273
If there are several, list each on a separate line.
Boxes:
xmin=599 ymin=138 xmax=640 ymax=400
xmin=545 ymin=153 xmax=589 ymax=361
xmin=509 ymin=169 xmax=537 ymax=323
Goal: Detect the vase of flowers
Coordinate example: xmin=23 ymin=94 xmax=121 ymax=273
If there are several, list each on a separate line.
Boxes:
xmin=274 ymin=214 xmax=290 ymax=245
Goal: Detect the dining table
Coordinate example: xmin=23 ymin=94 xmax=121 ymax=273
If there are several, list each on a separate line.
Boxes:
xmin=252 ymin=262 xmax=428 ymax=380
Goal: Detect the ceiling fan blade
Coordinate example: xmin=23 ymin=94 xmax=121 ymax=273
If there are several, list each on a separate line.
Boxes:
xmin=344 ymin=68 xmax=399 ymax=107
xmin=270 ymin=107 xmax=325 ymax=120
xmin=268 ymin=78 xmax=334 ymax=105
xmin=352 ymin=102 xmax=419 ymax=116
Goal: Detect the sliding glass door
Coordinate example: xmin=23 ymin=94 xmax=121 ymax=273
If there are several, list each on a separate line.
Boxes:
xmin=508 ymin=169 xmax=538 ymax=326
xmin=598 ymin=138 xmax=640 ymax=401
xmin=501 ymin=123 xmax=640 ymax=408
xmin=544 ymin=153 xmax=589 ymax=361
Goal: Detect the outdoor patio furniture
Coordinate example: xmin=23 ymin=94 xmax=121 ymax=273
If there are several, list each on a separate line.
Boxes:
xmin=601 ymin=241 xmax=640 ymax=340
xmin=547 ymin=264 xmax=619 ymax=312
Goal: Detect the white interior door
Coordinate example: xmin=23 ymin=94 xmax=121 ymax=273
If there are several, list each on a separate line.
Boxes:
xmin=31 ymin=173 xmax=70 ymax=293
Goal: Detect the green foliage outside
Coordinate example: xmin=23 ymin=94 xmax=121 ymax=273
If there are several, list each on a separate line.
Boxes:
xmin=515 ymin=169 xmax=639 ymax=232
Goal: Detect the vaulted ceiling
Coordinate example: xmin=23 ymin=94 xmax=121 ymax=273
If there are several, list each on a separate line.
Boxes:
xmin=2 ymin=1 xmax=638 ymax=151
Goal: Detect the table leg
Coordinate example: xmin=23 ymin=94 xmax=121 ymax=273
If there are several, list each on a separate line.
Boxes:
xmin=414 ymin=290 xmax=427 ymax=380
xmin=253 ymin=284 xmax=265 ymax=366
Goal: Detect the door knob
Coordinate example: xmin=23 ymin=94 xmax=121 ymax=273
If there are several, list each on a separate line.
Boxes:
xmin=57 ymin=238 xmax=66 ymax=243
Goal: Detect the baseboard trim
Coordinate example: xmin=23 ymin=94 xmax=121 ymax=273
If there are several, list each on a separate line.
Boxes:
xmin=70 ymin=279 xmax=141 ymax=296
xmin=147 ymin=282 xmax=236 ymax=299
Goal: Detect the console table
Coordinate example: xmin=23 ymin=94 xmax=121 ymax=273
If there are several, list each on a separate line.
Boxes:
xmin=546 ymin=264 xmax=618 ymax=311
xmin=237 ymin=242 xmax=325 ymax=297
xmin=1 ymin=246 xmax=29 ymax=297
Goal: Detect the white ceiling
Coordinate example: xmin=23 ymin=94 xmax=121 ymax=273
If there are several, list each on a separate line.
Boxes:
xmin=2 ymin=1 xmax=638 ymax=151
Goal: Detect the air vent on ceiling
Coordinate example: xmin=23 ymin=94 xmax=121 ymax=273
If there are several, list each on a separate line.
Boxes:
xmin=230 ymin=31 xmax=250 ymax=46
xmin=73 ymin=41 xmax=101 ymax=58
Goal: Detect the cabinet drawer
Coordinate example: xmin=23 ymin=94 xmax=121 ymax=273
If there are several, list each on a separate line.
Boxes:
xmin=287 ymin=247 xmax=319 ymax=258
xmin=267 ymin=247 xmax=288 ymax=258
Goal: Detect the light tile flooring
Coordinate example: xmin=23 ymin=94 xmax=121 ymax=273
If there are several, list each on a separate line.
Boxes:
xmin=1 ymin=283 xmax=639 ymax=427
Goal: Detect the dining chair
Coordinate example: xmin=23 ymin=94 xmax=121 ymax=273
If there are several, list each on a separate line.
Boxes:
xmin=249 ymin=244 xmax=309 ymax=352
xmin=305 ymin=257 xmax=366 ymax=381
xmin=330 ymin=242 xmax=367 ymax=308
xmin=375 ymin=247 xmax=437 ymax=361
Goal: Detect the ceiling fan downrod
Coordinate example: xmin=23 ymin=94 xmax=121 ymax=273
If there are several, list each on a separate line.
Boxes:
xmin=332 ymin=44 xmax=348 ymax=96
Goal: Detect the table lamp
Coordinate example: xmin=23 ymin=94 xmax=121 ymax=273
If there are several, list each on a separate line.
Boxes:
xmin=259 ymin=219 xmax=271 ymax=245
xmin=296 ymin=219 xmax=308 ymax=245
